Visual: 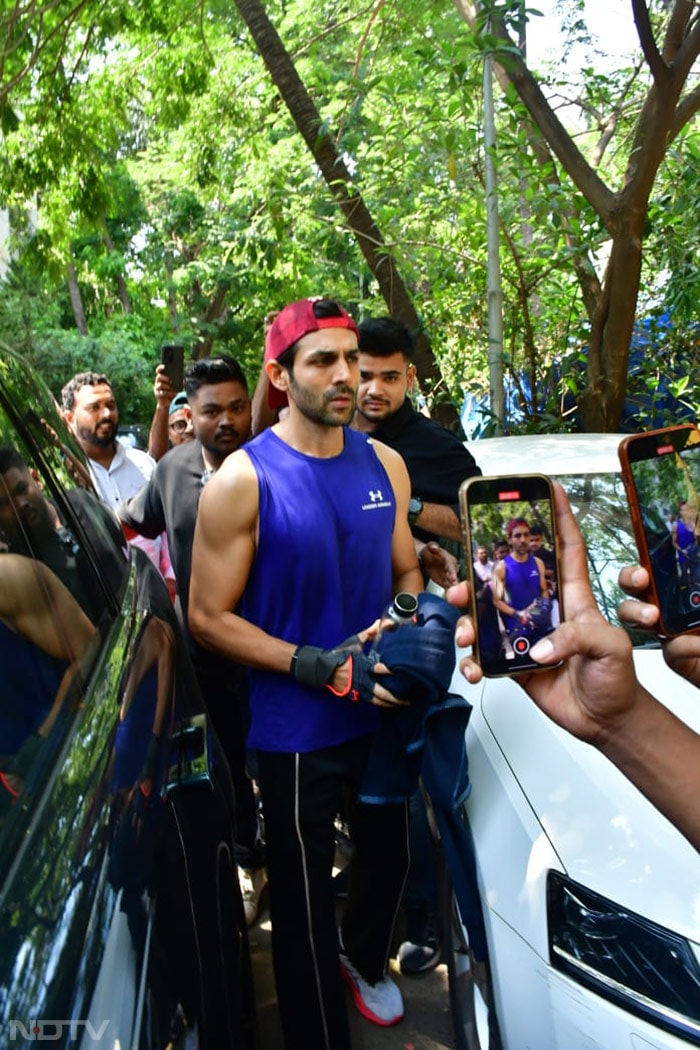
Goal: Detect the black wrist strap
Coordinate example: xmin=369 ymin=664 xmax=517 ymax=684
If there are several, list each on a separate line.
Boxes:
xmin=292 ymin=645 xmax=347 ymax=689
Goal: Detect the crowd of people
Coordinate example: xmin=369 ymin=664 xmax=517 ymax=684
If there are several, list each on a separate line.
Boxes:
xmin=3 ymin=295 xmax=699 ymax=1050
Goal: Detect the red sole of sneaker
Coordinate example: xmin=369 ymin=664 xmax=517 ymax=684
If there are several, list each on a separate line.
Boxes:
xmin=340 ymin=965 xmax=403 ymax=1027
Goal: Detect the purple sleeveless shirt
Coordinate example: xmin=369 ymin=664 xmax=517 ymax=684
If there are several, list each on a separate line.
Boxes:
xmin=503 ymin=553 xmax=541 ymax=632
xmin=242 ymin=427 xmax=395 ymax=752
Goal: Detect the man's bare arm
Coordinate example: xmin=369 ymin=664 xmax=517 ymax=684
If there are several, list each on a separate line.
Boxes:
xmin=491 ymin=561 xmax=512 ymax=616
xmin=188 ymin=450 xmax=296 ymax=673
xmin=147 ymin=365 xmax=176 ymax=461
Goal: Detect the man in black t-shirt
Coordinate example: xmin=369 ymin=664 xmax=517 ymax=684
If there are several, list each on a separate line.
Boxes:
xmin=351 ymin=317 xmax=481 ymax=976
xmin=352 ymin=316 xmax=480 ymax=589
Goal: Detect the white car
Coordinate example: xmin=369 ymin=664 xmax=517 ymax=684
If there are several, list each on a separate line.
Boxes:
xmin=446 ymin=433 xmax=700 ymax=1050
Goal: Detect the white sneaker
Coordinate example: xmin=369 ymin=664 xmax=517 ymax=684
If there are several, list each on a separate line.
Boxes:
xmin=238 ymin=866 xmax=267 ymax=927
xmin=339 ymin=950 xmax=404 ymax=1027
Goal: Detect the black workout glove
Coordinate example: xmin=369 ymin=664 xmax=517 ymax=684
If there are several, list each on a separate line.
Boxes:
xmin=291 ymin=645 xmax=378 ymax=704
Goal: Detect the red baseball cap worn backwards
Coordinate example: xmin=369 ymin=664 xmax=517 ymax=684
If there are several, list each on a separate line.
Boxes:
xmin=264 ymin=298 xmax=359 ymax=409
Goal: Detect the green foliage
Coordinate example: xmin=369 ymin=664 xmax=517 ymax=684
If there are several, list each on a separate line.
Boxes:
xmin=0 ymin=0 xmax=697 ymax=434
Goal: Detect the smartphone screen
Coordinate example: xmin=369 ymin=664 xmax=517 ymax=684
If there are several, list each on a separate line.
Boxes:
xmin=160 ymin=344 xmax=185 ymax=392
xmin=619 ymin=425 xmax=700 ymax=636
xmin=459 ymin=473 xmax=561 ymax=676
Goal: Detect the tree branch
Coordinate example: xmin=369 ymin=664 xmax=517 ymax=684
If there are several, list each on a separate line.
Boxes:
xmin=631 ymin=0 xmax=666 ymax=81
xmin=670 ymin=80 xmax=700 ymax=139
xmin=663 ymin=0 xmax=696 ymax=63
xmin=453 ymin=0 xmax=618 ymax=231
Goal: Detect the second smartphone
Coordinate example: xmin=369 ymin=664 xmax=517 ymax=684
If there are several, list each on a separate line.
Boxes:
xmin=460 ymin=473 xmax=562 ymax=676
xmin=619 ymin=423 xmax=700 ymax=637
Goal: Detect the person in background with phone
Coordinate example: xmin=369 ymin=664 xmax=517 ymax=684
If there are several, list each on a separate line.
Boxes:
xmin=448 ymin=484 xmax=700 ymax=854
xmin=167 ymin=391 xmax=194 ymax=447
xmin=148 ymin=365 xmax=194 ymax=461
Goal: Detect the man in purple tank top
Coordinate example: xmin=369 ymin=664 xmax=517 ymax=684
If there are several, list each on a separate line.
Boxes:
xmin=189 ymin=297 xmax=424 ymax=1050
xmin=493 ymin=517 xmax=551 ymax=657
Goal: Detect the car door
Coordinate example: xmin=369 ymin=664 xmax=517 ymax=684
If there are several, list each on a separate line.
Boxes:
xmin=0 ymin=352 xmax=256 ymax=1049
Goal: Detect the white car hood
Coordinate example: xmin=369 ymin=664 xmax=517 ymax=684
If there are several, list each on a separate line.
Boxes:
xmin=474 ymin=649 xmax=700 ymax=942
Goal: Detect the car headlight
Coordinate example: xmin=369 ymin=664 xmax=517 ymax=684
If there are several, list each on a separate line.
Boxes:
xmin=548 ymin=872 xmax=700 ymax=1045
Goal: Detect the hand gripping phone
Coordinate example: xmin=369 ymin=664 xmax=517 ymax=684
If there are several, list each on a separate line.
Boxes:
xmin=619 ymin=424 xmax=700 ymax=637
xmin=459 ymin=473 xmax=562 ymax=676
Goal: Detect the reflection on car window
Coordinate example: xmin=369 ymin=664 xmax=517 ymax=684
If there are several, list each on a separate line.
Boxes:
xmin=0 ymin=554 xmax=98 ymax=822
xmin=0 ymin=402 xmax=121 ymax=848
xmin=556 ymin=471 xmax=659 ymax=648
xmin=0 ymin=444 xmax=115 ymax=623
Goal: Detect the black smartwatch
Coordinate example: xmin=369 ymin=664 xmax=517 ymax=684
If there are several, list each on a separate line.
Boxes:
xmin=408 ymin=496 xmax=424 ymax=526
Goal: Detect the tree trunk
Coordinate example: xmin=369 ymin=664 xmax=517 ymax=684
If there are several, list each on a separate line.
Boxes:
xmin=193 ymin=280 xmax=231 ymax=359
xmin=580 ymin=217 xmax=645 ymax=431
xmin=67 ymin=256 xmax=87 ymax=335
xmin=233 ymin=0 xmax=462 ymax=432
xmin=102 ymin=224 xmax=131 ymax=314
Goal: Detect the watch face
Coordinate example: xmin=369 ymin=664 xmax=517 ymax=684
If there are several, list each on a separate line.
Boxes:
xmin=409 ymin=498 xmax=422 ymax=514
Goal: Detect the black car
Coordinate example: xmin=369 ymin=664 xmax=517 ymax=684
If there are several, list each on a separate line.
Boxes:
xmin=0 ymin=348 xmax=257 ymax=1048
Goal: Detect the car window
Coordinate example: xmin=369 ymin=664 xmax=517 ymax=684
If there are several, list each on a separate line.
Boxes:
xmin=0 ymin=403 xmax=121 ymax=864
xmin=555 ymin=470 xmax=659 ymax=648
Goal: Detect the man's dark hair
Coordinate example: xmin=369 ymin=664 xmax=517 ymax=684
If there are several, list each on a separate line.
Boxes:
xmin=357 ymin=317 xmax=416 ymax=360
xmin=184 ymin=355 xmax=249 ymax=397
xmin=0 ymin=446 xmax=27 ymax=475
xmin=529 ymin=523 xmax=544 ymax=537
xmin=276 ymin=299 xmax=347 ymax=371
xmin=61 ymin=372 xmax=113 ymax=411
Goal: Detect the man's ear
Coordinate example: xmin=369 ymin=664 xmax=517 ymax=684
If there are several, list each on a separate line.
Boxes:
xmin=62 ymin=408 xmax=75 ymax=431
xmin=407 ymin=363 xmax=417 ymax=392
xmin=265 ymin=359 xmax=289 ymax=398
xmin=30 ymin=468 xmax=45 ymax=491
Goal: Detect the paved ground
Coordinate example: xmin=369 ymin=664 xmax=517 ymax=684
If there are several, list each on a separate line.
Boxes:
xmin=248 ymin=895 xmax=456 ymax=1050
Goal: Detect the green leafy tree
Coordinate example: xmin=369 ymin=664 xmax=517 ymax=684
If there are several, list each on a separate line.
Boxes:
xmin=453 ymin=0 xmax=700 ymax=430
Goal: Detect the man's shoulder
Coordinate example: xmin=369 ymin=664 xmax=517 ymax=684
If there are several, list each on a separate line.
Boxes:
xmin=158 ymin=439 xmax=203 ymax=473
xmin=410 ymin=409 xmax=465 ymax=444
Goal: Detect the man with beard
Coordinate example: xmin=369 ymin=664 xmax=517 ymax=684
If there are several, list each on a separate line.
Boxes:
xmin=188 ymin=299 xmax=421 ymax=1049
xmin=118 ymin=356 xmax=266 ymax=925
xmin=61 ymin=372 xmax=174 ymax=590
xmin=61 ymin=372 xmax=155 ymax=508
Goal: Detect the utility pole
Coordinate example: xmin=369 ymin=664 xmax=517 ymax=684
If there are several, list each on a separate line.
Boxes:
xmin=483 ymin=32 xmax=504 ymax=434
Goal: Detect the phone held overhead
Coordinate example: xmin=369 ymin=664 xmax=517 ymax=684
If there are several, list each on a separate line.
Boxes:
xmin=160 ymin=344 xmax=185 ymax=393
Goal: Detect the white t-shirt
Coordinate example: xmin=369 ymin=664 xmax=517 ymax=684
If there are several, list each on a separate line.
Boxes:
xmin=88 ymin=443 xmax=155 ymax=509
xmin=88 ymin=445 xmax=173 ymax=581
